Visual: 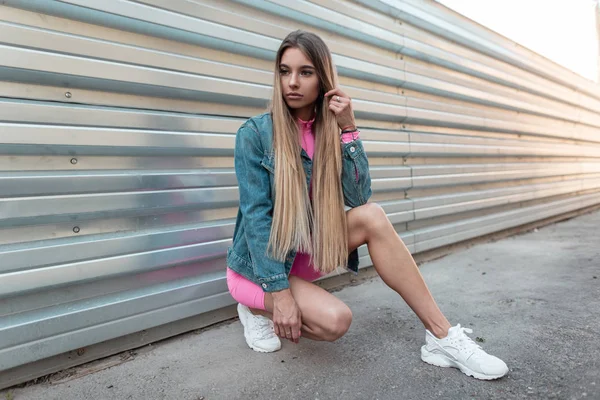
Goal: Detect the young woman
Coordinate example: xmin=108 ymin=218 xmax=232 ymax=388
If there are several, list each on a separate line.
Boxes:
xmin=226 ymin=30 xmax=508 ymax=380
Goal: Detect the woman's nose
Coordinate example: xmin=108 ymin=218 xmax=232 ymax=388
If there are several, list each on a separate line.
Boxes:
xmin=289 ymin=73 xmax=299 ymax=88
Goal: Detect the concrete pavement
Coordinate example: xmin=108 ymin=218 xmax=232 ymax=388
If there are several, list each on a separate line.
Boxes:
xmin=4 ymin=209 xmax=600 ymax=400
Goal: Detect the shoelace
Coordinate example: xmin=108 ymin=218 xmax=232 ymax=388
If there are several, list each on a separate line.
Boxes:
xmin=252 ymin=316 xmax=276 ymax=339
xmin=453 ymin=324 xmax=485 ymax=358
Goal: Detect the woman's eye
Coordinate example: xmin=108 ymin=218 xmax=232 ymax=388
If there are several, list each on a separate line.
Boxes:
xmin=301 ymin=70 xmax=313 ymax=76
xmin=279 ymin=69 xmax=289 ymax=75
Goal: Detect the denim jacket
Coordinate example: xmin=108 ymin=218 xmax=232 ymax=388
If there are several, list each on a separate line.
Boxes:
xmin=226 ymin=112 xmax=372 ymax=292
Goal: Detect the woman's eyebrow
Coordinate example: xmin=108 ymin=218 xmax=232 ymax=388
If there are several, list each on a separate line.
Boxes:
xmin=279 ymin=63 xmax=315 ymax=69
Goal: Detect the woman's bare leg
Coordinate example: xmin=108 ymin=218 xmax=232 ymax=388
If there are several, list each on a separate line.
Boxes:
xmin=251 ymin=202 xmax=449 ymax=340
xmin=252 ymin=275 xmax=352 ymax=342
xmin=346 ymin=203 xmax=451 ymax=339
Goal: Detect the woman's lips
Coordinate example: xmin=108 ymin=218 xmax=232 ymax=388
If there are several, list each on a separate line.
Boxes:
xmin=286 ymin=93 xmax=303 ymax=100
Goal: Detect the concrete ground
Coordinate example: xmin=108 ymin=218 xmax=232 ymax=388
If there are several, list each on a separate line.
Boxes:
xmin=5 ymin=210 xmax=600 ymax=400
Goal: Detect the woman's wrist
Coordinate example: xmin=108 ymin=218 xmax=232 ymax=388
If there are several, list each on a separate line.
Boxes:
xmin=340 ymin=128 xmax=360 ymax=143
xmin=272 ymin=288 xmax=293 ymax=300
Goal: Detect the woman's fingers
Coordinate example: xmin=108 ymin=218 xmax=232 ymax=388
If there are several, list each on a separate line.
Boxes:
xmin=329 ymin=103 xmax=343 ymax=115
xmin=329 ymin=100 xmax=342 ymax=109
xmin=324 ymin=88 xmax=338 ymax=98
xmin=330 ymin=97 xmax=349 ymax=106
xmin=275 ymin=323 xmax=288 ymax=339
xmin=329 ymin=97 xmax=347 ymax=109
xmin=277 ymin=324 xmax=287 ymax=339
xmin=292 ymin=311 xmax=302 ymax=343
xmin=325 ymin=87 xmax=356 ymax=131
xmin=325 ymin=87 xmax=349 ymax=99
xmin=291 ymin=324 xmax=301 ymax=342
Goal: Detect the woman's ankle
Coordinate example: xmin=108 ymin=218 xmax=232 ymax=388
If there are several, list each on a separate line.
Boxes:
xmin=428 ymin=322 xmax=451 ymax=339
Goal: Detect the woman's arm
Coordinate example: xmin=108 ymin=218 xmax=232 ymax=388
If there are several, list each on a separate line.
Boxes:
xmin=324 ymin=87 xmax=373 ymax=208
xmin=235 ymin=120 xmax=303 ymax=342
xmin=234 ymin=122 xmax=289 ymax=292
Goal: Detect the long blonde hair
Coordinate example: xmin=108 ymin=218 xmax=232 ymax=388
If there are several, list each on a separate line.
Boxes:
xmin=268 ymin=30 xmax=348 ymax=274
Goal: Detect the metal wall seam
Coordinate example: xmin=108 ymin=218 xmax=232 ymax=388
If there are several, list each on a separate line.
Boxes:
xmin=2 ymin=4 xmax=598 ymax=132
xmin=411 ymin=192 xmax=600 ymax=252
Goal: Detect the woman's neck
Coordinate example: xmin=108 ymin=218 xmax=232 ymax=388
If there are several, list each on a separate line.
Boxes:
xmin=293 ymin=105 xmax=316 ymax=122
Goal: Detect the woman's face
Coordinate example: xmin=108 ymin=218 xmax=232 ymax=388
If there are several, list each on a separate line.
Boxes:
xmin=279 ymin=47 xmax=320 ymax=119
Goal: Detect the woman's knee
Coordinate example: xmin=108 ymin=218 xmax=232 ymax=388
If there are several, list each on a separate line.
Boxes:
xmin=320 ymin=305 xmax=353 ymax=342
xmin=355 ymin=203 xmax=389 ymax=234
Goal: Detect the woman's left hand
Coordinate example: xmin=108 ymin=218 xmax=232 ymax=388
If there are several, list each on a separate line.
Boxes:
xmin=325 ymin=88 xmax=356 ymax=132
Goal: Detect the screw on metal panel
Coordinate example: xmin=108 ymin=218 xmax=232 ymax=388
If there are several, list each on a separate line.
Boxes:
xmin=65 ymin=92 xmax=72 ymax=98
xmin=70 ymin=158 xmax=78 ymax=165
xmin=73 ymin=226 xmax=80 ymax=233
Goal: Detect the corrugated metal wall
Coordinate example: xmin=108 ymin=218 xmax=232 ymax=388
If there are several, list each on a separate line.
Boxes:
xmin=2 ymin=0 xmax=600 ymax=385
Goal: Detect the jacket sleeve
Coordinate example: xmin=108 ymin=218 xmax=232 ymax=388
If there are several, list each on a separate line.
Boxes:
xmin=341 ymin=137 xmax=372 ymax=208
xmin=234 ymin=123 xmax=289 ymax=292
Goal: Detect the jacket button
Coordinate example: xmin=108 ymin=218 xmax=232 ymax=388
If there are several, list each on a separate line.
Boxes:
xmin=350 ymin=146 xmax=356 ymax=153
xmin=262 ymin=283 xmax=267 ymax=289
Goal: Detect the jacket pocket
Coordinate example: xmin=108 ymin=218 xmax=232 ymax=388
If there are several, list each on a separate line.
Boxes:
xmin=260 ymin=152 xmax=275 ymax=194
xmin=260 ymin=152 xmax=275 ymax=175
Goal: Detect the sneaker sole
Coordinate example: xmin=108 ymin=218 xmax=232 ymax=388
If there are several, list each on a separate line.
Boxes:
xmin=238 ymin=305 xmax=281 ymax=353
xmin=420 ymin=346 xmax=508 ymax=380
xmin=246 ymin=341 xmax=280 ymax=353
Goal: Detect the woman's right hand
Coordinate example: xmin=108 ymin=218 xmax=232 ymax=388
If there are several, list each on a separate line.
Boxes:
xmin=271 ymin=289 xmax=302 ymax=343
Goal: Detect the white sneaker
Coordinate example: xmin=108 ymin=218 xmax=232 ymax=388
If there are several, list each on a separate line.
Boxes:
xmin=237 ymin=304 xmax=281 ymax=353
xmin=421 ymin=324 xmax=509 ymax=380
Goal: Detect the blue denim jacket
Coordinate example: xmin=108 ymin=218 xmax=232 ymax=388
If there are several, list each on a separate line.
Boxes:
xmin=226 ymin=112 xmax=372 ymax=292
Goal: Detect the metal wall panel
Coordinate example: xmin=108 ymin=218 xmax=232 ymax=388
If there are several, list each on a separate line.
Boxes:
xmin=1 ymin=0 xmax=600 ymax=385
